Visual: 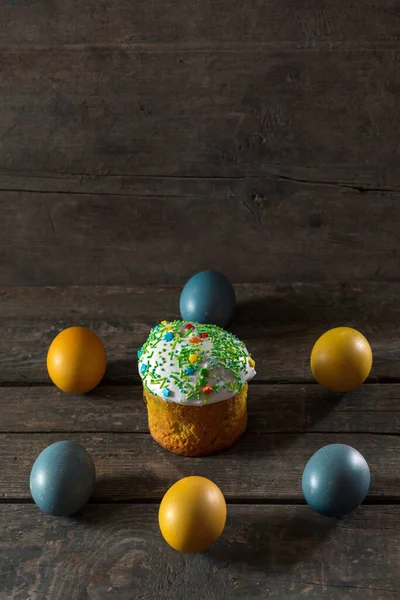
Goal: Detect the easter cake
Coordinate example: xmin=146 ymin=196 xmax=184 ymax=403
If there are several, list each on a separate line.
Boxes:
xmin=138 ymin=320 xmax=256 ymax=456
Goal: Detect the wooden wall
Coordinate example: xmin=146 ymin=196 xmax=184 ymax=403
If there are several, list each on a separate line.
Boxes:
xmin=1 ymin=1 xmax=399 ymax=285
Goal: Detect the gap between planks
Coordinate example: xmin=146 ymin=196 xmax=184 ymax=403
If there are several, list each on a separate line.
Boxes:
xmin=2 ymin=431 xmax=400 ymax=436
xmin=2 ymin=41 xmax=400 ymax=52
xmin=1 ymin=497 xmax=400 ymax=505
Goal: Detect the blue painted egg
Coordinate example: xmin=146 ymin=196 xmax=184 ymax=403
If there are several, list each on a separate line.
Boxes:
xmin=30 ymin=441 xmax=96 ymax=516
xmin=180 ymin=270 xmax=236 ymax=327
xmin=302 ymin=444 xmax=370 ymax=518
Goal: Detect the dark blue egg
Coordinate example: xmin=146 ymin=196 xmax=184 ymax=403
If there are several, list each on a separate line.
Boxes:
xmin=30 ymin=441 xmax=96 ymax=516
xmin=302 ymin=444 xmax=370 ymax=518
xmin=180 ymin=270 xmax=236 ymax=327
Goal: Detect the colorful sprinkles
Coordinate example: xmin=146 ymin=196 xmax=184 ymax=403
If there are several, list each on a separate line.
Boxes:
xmin=137 ymin=320 xmax=256 ymax=405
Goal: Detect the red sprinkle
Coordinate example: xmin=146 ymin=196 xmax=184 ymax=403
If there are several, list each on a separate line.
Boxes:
xmin=199 ymin=333 xmax=209 ymax=339
xmin=185 ymin=324 xmax=195 ymax=330
xmin=203 ymin=386 xmax=213 ymax=394
xmin=189 ymin=336 xmax=200 ymax=344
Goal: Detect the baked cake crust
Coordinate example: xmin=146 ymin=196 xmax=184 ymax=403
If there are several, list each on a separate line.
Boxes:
xmin=144 ymin=384 xmax=248 ymax=457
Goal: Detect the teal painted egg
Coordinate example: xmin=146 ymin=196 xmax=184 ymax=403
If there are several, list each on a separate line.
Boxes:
xmin=180 ymin=270 xmax=236 ymax=327
xmin=302 ymin=444 xmax=370 ymax=518
xmin=30 ymin=441 xmax=96 ymax=516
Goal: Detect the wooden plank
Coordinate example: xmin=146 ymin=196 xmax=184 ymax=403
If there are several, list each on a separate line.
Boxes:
xmin=0 ymin=432 xmax=398 ymax=501
xmin=0 ymin=504 xmax=398 ymax=599
xmin=0 ymin=49 xmax=399 ymax=180
xmin=1 ymin=384 xmax=400 ymax=435
xmin=0 ymin=283 xmax=399 ymax=383
xmin=0 ymin=187 xmax=399 ymax=285
xmin=2 ymin=0 xmax=400 ymax=47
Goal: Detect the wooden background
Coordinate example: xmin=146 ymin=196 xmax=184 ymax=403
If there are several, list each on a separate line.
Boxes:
xmin=0 ymin=1 xmax=399 ymax=599
xmin=1 ymin=0 xmax=400 ymax=285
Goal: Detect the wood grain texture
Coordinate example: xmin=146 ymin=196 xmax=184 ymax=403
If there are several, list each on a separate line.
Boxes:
xmin=0 ymin=283 xmax=399 ymax=383
xmin=1 ymin=0 xmax=400 ymax=46
xmin=0 ymin=504 xmax=399 ymax=600
xmin=1 ymin=432 xmax=398 ymax=501
xmin=1 ymin=0 xmax=399 ymax=596
xmin=1 ymin=384 xmax=400 ymax=434
xmin=0 ymin=186 xmax=399 ymax=285
xmin=0 ymin=169 xmax=397 ymax=194
xmin=0 ymin=49 xmax=399 ymax=181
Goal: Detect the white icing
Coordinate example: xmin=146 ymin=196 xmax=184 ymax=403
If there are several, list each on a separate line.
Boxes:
xmin=138 ymin=320 xmax=256 ymax=406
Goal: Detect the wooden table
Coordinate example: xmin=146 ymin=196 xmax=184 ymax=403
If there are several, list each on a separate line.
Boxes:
xmin=1 ymin=0 xmax=400 ymax=597
xmin=0 ymin=284 xmax=399 ymax=598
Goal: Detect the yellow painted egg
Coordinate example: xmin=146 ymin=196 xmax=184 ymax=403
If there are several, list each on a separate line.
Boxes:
xmin=159 ymin=476 xmax=226 ymax=553
xmin=47 ymin=327 xmax=106 ymax=393
xmin=311 ymin=327 xmax=372 ymax=392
